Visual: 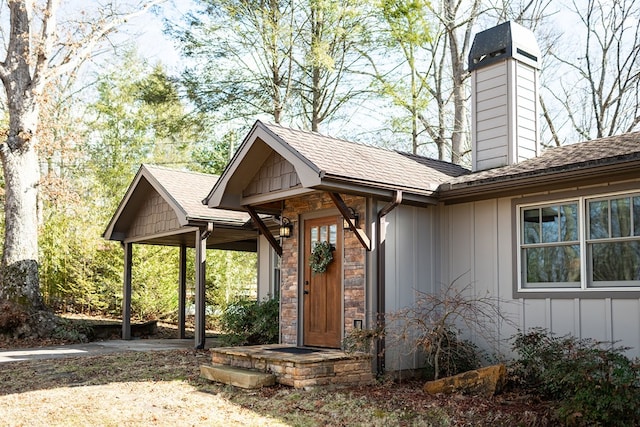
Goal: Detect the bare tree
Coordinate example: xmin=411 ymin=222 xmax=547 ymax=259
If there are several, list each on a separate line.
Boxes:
xmin=0 ymin=0 xmax=159 ymax=333
xmin=359 ymin=0 xmax=480 ymax=161
xmin=417 ymin=0 xmax=555 ymax=163
xmin=546 ymin=0 xmax=640 ymax=143
xmin=394 ymin=0 xmax=481 ymax=164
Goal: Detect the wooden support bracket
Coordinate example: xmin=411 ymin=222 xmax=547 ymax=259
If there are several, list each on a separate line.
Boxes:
xmin=245 ymin=205 xmax=283 ymax=256
xmin=328 ymin=192 xmax=371 ymax=251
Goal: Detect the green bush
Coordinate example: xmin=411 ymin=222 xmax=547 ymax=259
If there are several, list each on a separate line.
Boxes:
xmin=510 ymin=328 xmax=640 ymax=426
xmin=219 ymin=296 xmax=279 ymax=346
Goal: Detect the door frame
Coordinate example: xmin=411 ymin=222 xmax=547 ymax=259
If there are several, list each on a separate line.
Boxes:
xmin=298 ymin=208 xmax=344 ymax=347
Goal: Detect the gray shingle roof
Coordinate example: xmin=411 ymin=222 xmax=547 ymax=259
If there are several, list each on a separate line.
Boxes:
xmin=213 ymin=121 xmax=640 ymax=208
xmin=144 ymin=165 xmax=250 ymax=224
xmin=442 ymin=131 xmax=640 ymax=190
xmin=261 ymin=122 xmax=468 ymax=195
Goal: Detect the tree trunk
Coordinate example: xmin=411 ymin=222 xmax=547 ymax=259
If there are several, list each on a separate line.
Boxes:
xmin=450 ymin=81 xmax=467 ymax=164
xmin=0 ymin=120 xmax=43 ymax=311
xmin=0 ymin=0 xmax=44 ymax=312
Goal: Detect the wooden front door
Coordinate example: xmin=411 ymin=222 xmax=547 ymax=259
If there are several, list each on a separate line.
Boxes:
xmin=303 ymin=216 xmax=342 ymax=348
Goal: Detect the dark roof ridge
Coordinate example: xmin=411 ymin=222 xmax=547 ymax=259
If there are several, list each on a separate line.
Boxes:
xmin=396 ymin=151 xmax=471 ymax=174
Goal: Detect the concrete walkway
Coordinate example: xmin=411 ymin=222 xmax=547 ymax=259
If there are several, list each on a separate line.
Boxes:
xmin=0 ymin=339 xmax=212 ymax=363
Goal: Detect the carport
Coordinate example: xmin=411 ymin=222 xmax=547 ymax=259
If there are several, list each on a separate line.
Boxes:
xmin=103 ymin=164 xmax=263 ymax=348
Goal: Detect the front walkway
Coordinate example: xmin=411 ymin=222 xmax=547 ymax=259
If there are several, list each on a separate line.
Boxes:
xmin=0 ymin=339 xmax=216 ymax=363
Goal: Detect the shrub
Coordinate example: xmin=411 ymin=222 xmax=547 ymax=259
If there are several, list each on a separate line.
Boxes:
xmin=511 ymin=328 xmax=640 ymax=426
xmin=387 ymin=280 xmax=510 ymax=379
xmin=219 ymin=296 xmax=279 ymax=346
xmin=51 ymin=318 xmax=93 ymax=343
xmin=420 ymin=327 xmax=482 ymax=380
xmin=343 ymin=326 xmax=384 ymax=354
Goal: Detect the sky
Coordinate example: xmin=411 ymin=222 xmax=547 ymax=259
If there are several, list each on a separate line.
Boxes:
xmin=118 ymin=0 xmax=195 ymax=71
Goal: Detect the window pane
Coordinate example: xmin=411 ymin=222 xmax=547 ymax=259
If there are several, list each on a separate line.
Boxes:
xmin=541 ymin=206 xmax=559 ymax=243
xmin=591 ymin=241 xmax=640 ymax=283
xmin=633 ymin=197 xmax=640 ymax=236
xmin=320 ymin=225 xmax=328 ymax=242
xmin=523 ymin=208 xmax=540 ymax=244
xmin=310 ymin=226 xmax=318 ymax=243
xmin=559 ymin=204 xmax=578 ymax=241
xmin=610 ymin=198 xmax=631 ymax=238
xmin=329 ymin=224 xmax=337 ymax=244
xmin=589 ymin=200 xmax=609 ymax=239
xmin=524 ymin=245 xmax=581 ymax=286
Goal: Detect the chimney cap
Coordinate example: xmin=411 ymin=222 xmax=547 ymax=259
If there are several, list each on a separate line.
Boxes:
xmin=468 ymin=21 xmax=541 ymax=71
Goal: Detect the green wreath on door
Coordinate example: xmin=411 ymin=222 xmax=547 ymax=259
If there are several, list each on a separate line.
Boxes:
xmin=310 ymin=241 xmax=334 ymax=273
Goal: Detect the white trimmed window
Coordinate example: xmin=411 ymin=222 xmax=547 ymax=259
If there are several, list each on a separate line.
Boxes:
xmin=519 ymin=192 xmax=640 ymax=290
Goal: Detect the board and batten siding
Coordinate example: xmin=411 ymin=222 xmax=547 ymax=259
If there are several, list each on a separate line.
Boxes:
xmin=471 ymin=59 xmax=539 ymax=171
xmin=439 ymin=198 xmax=640 ymax=359
xmin=382 ymin=204 xmax=438 ymax=371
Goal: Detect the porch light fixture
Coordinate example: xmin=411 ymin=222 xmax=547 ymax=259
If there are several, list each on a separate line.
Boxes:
xmin=279 ymin=217 xmax=293 ymax=238
xmin=342 ymin=207 xmax=359 ymax=230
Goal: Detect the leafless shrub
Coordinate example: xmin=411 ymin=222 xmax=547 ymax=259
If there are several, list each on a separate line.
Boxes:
xmin=386 ymin=278 xmax=515 ymax=380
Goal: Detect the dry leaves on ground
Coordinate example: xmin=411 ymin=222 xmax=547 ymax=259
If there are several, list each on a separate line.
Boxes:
xmin=0 ymin=349 xmax=553 ymax=426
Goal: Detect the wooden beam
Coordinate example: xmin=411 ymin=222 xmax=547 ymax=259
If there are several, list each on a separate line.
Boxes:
xmin=122 ymin=242 xmax=132 ymax=340
xmin=328 ymin=192 xmax=371 ymax=251
xmin=245 ymin=205 xmax=282 ymax=256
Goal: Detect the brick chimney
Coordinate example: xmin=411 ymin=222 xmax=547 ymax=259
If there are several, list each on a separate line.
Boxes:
xmin=468 ymin=21 xmax=541 ymax=172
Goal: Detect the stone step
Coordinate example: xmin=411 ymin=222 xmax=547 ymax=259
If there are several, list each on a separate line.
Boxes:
xmin=200 ymin=364 xmax=276 ymax=389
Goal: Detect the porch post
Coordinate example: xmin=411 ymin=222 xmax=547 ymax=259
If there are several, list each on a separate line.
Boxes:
xmin=122 ymin=242 xmax=133 ymax=340
xmin=178 ymin=244 xmax=187 ymax=339
xmin=194 ymin=227 xmax=210 ymax=349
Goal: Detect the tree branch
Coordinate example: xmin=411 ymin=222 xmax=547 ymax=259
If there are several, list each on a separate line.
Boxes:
xmin=40 ymin=1 xmax=164 ymax=85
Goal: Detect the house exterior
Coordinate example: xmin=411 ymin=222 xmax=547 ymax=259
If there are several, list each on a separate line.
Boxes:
xmin=202 ymin=20 xmax=640 ymax=373
xmin=106 ymin=21 xmax=640 ymax=374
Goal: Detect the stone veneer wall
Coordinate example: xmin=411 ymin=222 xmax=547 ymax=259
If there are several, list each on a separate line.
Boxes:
xmin=280 ymin=192 xmax=367 ymax=347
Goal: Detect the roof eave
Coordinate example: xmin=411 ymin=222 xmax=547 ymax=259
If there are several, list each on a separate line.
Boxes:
xmin=318 ymin=175 xmax=439 ymax=205
xmin=438 ymin=158 xmax=640 ymax=204
xmin=185 ymin=216 xmax=250 ymax=228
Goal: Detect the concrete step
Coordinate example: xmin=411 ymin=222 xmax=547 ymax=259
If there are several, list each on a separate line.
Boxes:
xmin=200 ymin=364 xmax=276 ymax=389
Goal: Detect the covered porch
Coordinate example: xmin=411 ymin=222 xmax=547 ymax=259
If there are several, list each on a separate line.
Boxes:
xmin=202 ymin=120 xmax=467 ymax=375
xmin=103 ymin=164 xmax=275 ymax=348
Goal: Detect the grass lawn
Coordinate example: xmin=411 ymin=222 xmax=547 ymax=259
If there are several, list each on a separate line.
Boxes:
xmin=0 ymin=348 xmax=552 ymax=426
